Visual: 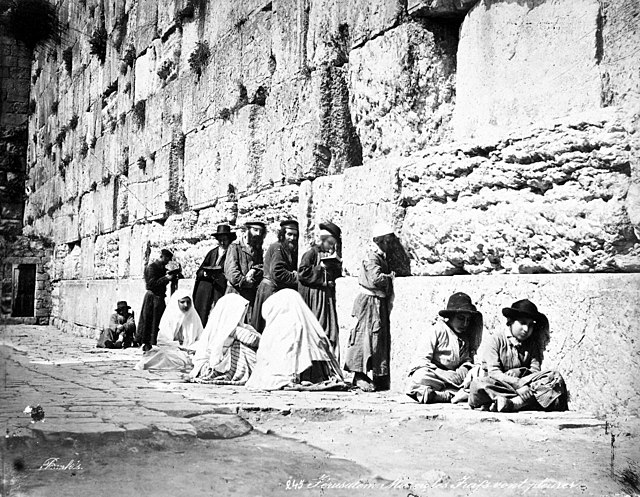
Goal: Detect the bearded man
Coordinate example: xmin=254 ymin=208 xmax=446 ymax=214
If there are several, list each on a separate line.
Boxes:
xmin=251 ymin=219 xmax=299 ymax=333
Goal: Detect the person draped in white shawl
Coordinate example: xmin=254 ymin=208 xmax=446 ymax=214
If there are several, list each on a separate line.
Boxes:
xmin=245 ymin=289 xmax=345 ymax=391
xmin=189 ymin=294 xmax=260 ymax=384
xmin=135 ymin=288 xmax=203 ymax=371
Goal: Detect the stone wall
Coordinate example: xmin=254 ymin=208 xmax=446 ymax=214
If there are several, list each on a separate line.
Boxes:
xmin=53 ymin=272 xmax=640 ymax=418
xmin=17 ymin=0 xmax=640 ymax=416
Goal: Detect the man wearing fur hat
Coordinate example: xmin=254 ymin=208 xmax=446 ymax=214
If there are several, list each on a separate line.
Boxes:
xmin=252 ymin=220 xmax=299 ymax=333
xmin=344 ymin=223 xmax=396 ymax=392
xmin=469 ymin=299 xmax=568 ymax=412
xmin=406 ymin=293 xmax=483 ymax=403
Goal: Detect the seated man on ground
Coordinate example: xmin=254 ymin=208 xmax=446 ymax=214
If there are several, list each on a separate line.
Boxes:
xmin=245 ymin=289 xmax=345 ymax=391
xmin=97 ymin=301 xmax=137 ymax=349
xmin=469 ymin=299 xmax=568 ymax=412
xmin=189 ymin=294 xmax=260 ymax=385
xmin=135 ymin=289 xmax=203 ymax=371
xmin=406 ymin=292 xmax=482 ymax=404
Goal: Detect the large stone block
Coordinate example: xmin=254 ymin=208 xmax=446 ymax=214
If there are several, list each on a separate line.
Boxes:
xmin=349 ymin=20 xmax=457 ymax=160
xmin=453 ymin=0 xmax=603 ymax=141
xmin=400 ymin=110 xmax=639 ymax=275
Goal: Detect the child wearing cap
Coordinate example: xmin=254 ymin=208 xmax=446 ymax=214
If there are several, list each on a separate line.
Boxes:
xmin=405 ymin=292 xmax=483 ymax=403
xmin=469 ymin=299 xmax=568 ymax=412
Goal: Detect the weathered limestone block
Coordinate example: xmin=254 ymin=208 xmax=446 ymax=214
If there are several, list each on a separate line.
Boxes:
xmin=349 ymin=20 xmax=457 ymax=160
xmin=117 ymin=226 xmax=131 ymax=278
xmin=94 ymin=232 xmax=120 ymax=279
xmin=183 ymin=105 xmax=269 ymax=206
xmin=408 ymin=0 xmax=478 ymax=17
xmin=297 ymin=174 xmax=344 ymax=248
xmin=80 ymin=235 xmax=96 ymax=279
xmin=341 ymin=161 xmax=409 ymax=275
xmin=192 ymin=201 xmax=238 ymax=239
xmin=134 ymin=0 xmax=158 ymax=54
xmin=400 ymin=111 xmax=639 ymax=275
xmin=453 ymin=0 xmax=602 ymax=141
xmin=127 ymin=144 xmax=171 ymax=222
xmin=271 ymin=0 xmax=308 ymax=81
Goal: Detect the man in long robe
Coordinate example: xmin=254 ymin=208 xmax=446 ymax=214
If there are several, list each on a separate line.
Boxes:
xmin=97 ymin=301 xmax=136 ymax=349
xmin=192 ymin=224 xmax=236 ymax=327
xmin=224 ymin=221 xmax=266 ymax=323
xmin=298 ymin=221 xmax=342 ymax=360
xmin=344 ymin=223 xmax=396 ymax=392
xmin=252 ymin=220 xmax=299 ymax=333
xmin=136 ymin=249 xmax=177 ymax=351
xmin=469 ymin=299 xmax=568 ymax=412
xmin=406 ymin=293 xmax=483 ymax=403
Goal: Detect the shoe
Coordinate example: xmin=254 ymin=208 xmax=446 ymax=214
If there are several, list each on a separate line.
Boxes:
xmin=451 ymin=390 xmax=469 ymax=404
xmin=496 ymin=398 xmax=514 ymax=412
xmin=104 ymin=340 xmax=114 ymax=349
xmin=142 ymin=344 xmax=152 ymax=352
xmin=353 ymin=373 xmax=375 ymax=392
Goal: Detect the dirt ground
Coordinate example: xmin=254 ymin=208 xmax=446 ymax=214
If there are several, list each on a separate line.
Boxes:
xmin=3 ymin=410 xmax=639 ymax=497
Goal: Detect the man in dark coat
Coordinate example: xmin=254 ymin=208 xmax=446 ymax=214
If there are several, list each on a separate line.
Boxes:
xmin=97 ymin=301 xmax=136 ymax=349
xmin=224 ymin=221 xmax=266 ymax=322
xmin=192 ymin=224 xmax=236 ymax=327
xmin=252 ymin=220 xmax=299 ymax=333
xmin=136 ymin=248 xmax=177 ymax=351
xmin=298 ymin=221 xmax=342 ymax=359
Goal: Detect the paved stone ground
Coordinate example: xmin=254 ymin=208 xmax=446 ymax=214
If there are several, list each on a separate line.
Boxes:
xmin=1 ymin=324 xmax=639 ymax=496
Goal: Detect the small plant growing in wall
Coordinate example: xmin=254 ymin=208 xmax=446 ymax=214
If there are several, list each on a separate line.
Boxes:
xmin=28 ymin=99 xmax=37 ymax=116
xmin=137 ymin=156 xmax=146 ymax=171
xmin=157 ymin=59 xmax=174 ymax=82
xmin=54 ymin=128 xmax=67 ymax=148
xmin=90 ymin=180 xmax=98 ymax=191
xmin=79 ymin=140 xmax=89 ymax=158
xmin=44 ymin=142 xmax=53 ymax=157
xmin=120 ymin=45 xmax=136 ymax=74
xmin=51 ymin=100 xmax=59 ymax=114
xmin=101 ymin=173 xmax=111 ymax=186
xmin=62 ymin=46 xmax=73 ymax=74
xmin=61 ymin=153 xmax=72 ymax=168
xmin=90 ymin=136 xmax=97 ymax=149
xmin=113 ymin=12 xmax=128 ymax=51
xmin=68 ymin=114 xmax=79 ymax=130
xmin=123 ymin=81 xmax=131 ymax=94
xmin=57 ymin=162 xmax=66 ymax=180
xmin=109 ymin=117 xmax=117 ymax=133
xmin=218 ymin=108 xmax=231 ymax=121
xmin=133 ymin=100 xmax=146 ymax=128
xmin=189 ymin=41 xmax=211 ymax=79
xmin=120 ymin=160 xmax=129 ymax=177
xmin=89 ymin=26 xmax=108 ymax=64
xmin=119 ymin=112 xmax=127 ymax=126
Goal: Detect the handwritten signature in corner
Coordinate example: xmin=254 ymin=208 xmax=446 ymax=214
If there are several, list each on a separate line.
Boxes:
xmin=38 ymin=458 xmax=83 ymax=471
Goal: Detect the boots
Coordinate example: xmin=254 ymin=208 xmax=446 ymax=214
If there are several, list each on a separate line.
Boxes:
xmin=495 ymin=395 xmax=533 ymax=412
xmin=423 ymin=387 xmax=453 ymax=404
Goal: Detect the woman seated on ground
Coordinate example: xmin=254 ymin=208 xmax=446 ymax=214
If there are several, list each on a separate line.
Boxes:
xmin=468 ymin=299 xmax=568 ymax=412
xmin=245 ymin=289 xmax=346 ymax=391
xmin=135 ymin=289 xmax=203 ymax=371
xmin=189 ymin=294 xmax=260 ymax=385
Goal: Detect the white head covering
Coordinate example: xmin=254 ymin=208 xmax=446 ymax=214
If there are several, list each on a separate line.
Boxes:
xmin=189 ymin=294 xmax=250 ymax=378
xmin=372 ymin=222 xmax=394 ymax=239
xmin=245 ymin=289 xmax=343 ymax=390
xmin=156 ymin=288 xmax=203 ymax=348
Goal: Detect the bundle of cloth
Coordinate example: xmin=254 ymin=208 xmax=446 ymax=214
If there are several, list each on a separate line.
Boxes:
xmin=189 ymin=294 xmax=261 ymax=385
xmin=246 ymin=289 xmax=346 ymax=391
xmin=134 ymin=289 xmax=203 ymax=371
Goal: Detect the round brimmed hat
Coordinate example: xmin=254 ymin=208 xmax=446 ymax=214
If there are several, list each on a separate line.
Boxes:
xmin=115 ymin=301 xmax=131 ymax=311
xmin=160 ymin=248 xmax=174 ymax=259
xmin=319 ymin=221 xmax=341 ymax=240
xmin=244 ymin=221 xmax=266 ymax=231
xmin=372 ymin=222 xmax=395 ymax=239
xmin=212 ymin=224 xmax=237 ymax=241
xmin=280 ymin=219 xmax=299 ymax=231
xmin=439 ymin=292 xmax=480 ymax=318
xmin=502 ymin=299 xmax=542 ymax=321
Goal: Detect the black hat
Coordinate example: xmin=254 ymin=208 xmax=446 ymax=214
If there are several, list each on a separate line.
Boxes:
xmin=244 ymin=221 xmax=266 ymax=231
xmin=212 ymin=224 xmax=237 ymax=241
xmin=115 ymin=301 xmax=131 ymax=312
xmin=502 ymin=299 xmax=542 ymax=321
xmin=160 ymin=248 xmax=174 ymax=260
xmin=280 ymin=219 xmax=299 ymax=231
xmin=439 ymin=292 xmax=480 ymax=318
xmin=319 ymin=221 xmax=341 ymax=240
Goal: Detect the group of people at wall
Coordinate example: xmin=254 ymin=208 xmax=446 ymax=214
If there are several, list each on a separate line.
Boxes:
xmin=96 ymin=220 xmax=568 ymax=412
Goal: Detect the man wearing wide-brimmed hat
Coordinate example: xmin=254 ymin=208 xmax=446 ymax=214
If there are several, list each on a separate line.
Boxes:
xmin=298 ymin=221 xmax=343 ymax=359
xmin=224 ymin=221 xmax=266 ymax=323
xmin=97 ymin=301 xmax=136 ymax=349
xmin=344 ymin=222 xmax=396 ymax=392
xmin=469 ymin=299 xmax=568 ymax=412
xmin=193 ymin=224 xmax=237 ymax=327
xmin=136 ymin=248 xmax=179 ymax=351
xmin=406 ymin=293 xmax=483 ymax=404
xmin=252 ymin=219 xmax=299 ymax=333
